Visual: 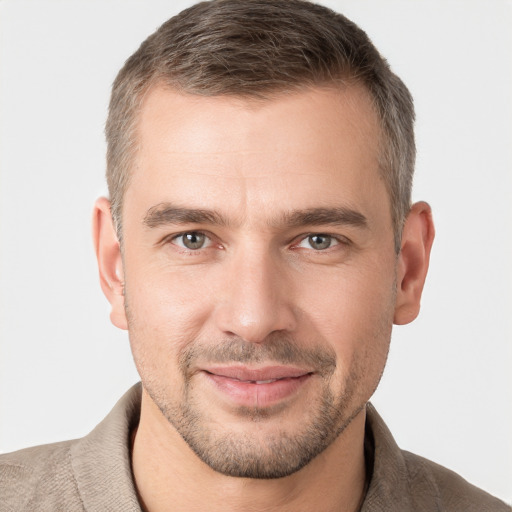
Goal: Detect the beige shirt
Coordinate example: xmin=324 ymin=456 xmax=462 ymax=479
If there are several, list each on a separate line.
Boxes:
xmin=1 ymin=383 xmax=509 ymax=511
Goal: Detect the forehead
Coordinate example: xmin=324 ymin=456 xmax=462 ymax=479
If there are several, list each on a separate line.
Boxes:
xmin=136 ymin=84 xmax=381 ymax=164
xmin=126 ymin=84 xmax=387 ymax=226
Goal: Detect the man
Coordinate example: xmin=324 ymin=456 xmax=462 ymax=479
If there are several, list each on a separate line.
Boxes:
xmin=0 ymin=0 xmax=509 ymax=510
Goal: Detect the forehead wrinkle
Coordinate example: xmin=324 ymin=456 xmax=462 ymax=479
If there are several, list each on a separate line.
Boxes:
xmin=157 ymin=169 xmax=331 ymax=179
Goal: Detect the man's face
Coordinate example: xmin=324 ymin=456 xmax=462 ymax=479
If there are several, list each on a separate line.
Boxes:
xmin=119 ymin=85 xmax=398 ymax=478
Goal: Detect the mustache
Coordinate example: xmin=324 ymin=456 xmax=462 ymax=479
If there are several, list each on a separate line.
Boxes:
xmin=179 ymin=334 xmax=337 ymax=378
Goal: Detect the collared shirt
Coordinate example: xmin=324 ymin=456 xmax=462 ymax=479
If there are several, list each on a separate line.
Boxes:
xmin=1 ymin=383 xmax=509 ymax=511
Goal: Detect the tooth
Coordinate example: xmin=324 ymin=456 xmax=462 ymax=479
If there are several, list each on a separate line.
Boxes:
xmin=255 ymin=379 xmax=277 ymax=384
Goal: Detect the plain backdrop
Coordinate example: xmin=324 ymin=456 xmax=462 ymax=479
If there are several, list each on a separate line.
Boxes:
xmin=1 ymin=0 xmax=511 ymax=504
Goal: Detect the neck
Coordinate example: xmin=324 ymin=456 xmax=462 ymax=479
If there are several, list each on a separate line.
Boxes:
xmin=132 ymin=390 xmax=367 ymax=512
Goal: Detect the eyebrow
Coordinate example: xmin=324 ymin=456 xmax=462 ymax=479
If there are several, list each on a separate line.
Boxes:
xmin=143 ymin=203 xmax=368 ymax=230
xmin=281 ymin=207 xmax=368 ymax=230
xmin=144 ymin=204 xmax=228 ymax=228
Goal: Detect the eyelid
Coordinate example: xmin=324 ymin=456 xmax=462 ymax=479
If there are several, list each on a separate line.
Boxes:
xmin=292 ymin=232 xmax=351 ymax=250
xmin=158 ymin=230 xmax=350 ymax=251
xmin=175 ymin=232 xmax=212 ymax=250
xmin=159 ymin=230 xmax=215 ymax=249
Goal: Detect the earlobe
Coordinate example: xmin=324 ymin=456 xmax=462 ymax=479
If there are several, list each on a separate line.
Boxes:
xmin=394 ymin=201 xmax=435 ymax=325
xmin=92 ymin=197 xmax=128 ymax=330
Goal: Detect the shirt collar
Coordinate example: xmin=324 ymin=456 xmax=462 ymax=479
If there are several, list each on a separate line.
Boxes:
xmin=70 ymin=383 xmax=143 ymax=511
xmin=69 ymin=384 xmax=441 ymax=511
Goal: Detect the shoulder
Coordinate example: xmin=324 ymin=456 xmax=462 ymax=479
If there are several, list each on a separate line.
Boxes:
xmin=364 ymin=403 xmax=510 ymax=511
xmin=0 ymin=385 xmax=142 ymax=512
xmin=0 ymin=440 xmax=84 ymax=511
xmin=402 ymin=450 xmax=511 ymax=512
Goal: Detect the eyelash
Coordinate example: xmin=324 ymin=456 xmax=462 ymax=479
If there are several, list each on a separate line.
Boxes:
xmin=291 ymin=233 xmax=351 ymax=253
xmin=163 ymin=231 xmax=350 ymax=253
xmin=166 ymin=231 xmax=216 ymax=253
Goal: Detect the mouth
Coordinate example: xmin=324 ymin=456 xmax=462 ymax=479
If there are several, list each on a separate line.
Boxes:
xmin=201 ymin=365 xmax=314 ymax=408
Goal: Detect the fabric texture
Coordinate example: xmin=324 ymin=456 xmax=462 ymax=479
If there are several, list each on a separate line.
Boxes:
xmin=1 ymin=383 xmax=509 ymax=511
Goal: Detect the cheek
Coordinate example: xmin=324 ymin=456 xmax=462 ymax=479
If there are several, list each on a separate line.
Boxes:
xmin=301 ymin=259 xmax=396 ymax=333
xmin=126 ymin=254 xmax=215 ymax=320
xmin=123 ymin=259 xmax=218 ymax=370
xmin=300 ymin=262 xmax=395 ymax=391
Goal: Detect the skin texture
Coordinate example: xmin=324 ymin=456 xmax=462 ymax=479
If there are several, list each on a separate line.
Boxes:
xmin=93 ymin=85 xmax=434 ymax=512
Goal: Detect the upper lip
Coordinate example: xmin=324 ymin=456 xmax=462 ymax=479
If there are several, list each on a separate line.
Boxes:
xmin=202 ymin=365 xmax=312 ymax=381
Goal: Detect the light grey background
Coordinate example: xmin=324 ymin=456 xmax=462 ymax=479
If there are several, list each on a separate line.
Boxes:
xmin=1 ymin=0 xmax=511 ymax=504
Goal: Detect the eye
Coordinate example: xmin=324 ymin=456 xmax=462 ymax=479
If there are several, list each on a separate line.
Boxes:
xmin=172 ymin=232 xmax=210 ymax=250
xmin=297 ymin=234 xmax=339 ymax=250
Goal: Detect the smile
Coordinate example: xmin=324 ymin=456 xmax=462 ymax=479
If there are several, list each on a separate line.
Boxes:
xmin=201 ymin=366 xmax=314 ymax=408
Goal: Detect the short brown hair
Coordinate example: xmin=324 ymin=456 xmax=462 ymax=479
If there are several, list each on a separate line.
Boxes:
xmin=106 ymin=0 xmax=415 ymax=251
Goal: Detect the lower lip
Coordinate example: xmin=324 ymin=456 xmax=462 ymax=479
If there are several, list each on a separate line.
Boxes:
xmin=204 ymin=372 xmax=312 ymax=408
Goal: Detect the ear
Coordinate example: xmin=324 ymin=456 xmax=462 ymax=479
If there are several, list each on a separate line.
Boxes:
xmin=394 ymin=201 xmax=435 ymax=325
xmin=92 ymin=197 xmax=128 ymax=330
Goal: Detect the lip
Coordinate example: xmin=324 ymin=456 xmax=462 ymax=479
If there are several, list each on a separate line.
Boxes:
xmin=201 ymin=365 xmax=313 ymax=408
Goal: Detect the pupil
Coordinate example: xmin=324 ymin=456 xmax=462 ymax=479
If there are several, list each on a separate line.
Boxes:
xmin=184 ymin=232 xmax=204 ymax=249
xmin=310 ymin=235 xmax=330 ymax=250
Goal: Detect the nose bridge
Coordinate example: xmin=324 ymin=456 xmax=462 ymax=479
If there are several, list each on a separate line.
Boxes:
xmin=214 ymin=240 xmax=296 ymax=342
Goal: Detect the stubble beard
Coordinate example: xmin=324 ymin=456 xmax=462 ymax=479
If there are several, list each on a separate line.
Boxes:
xmin=129 ymin=330 xmax=382 ymax=479
xmin=166 ymin=367 xmax=362 ymax=479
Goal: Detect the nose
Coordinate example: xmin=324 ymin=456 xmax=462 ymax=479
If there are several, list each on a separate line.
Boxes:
xmin=213 ymin=245 xmax=297 ymax=343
